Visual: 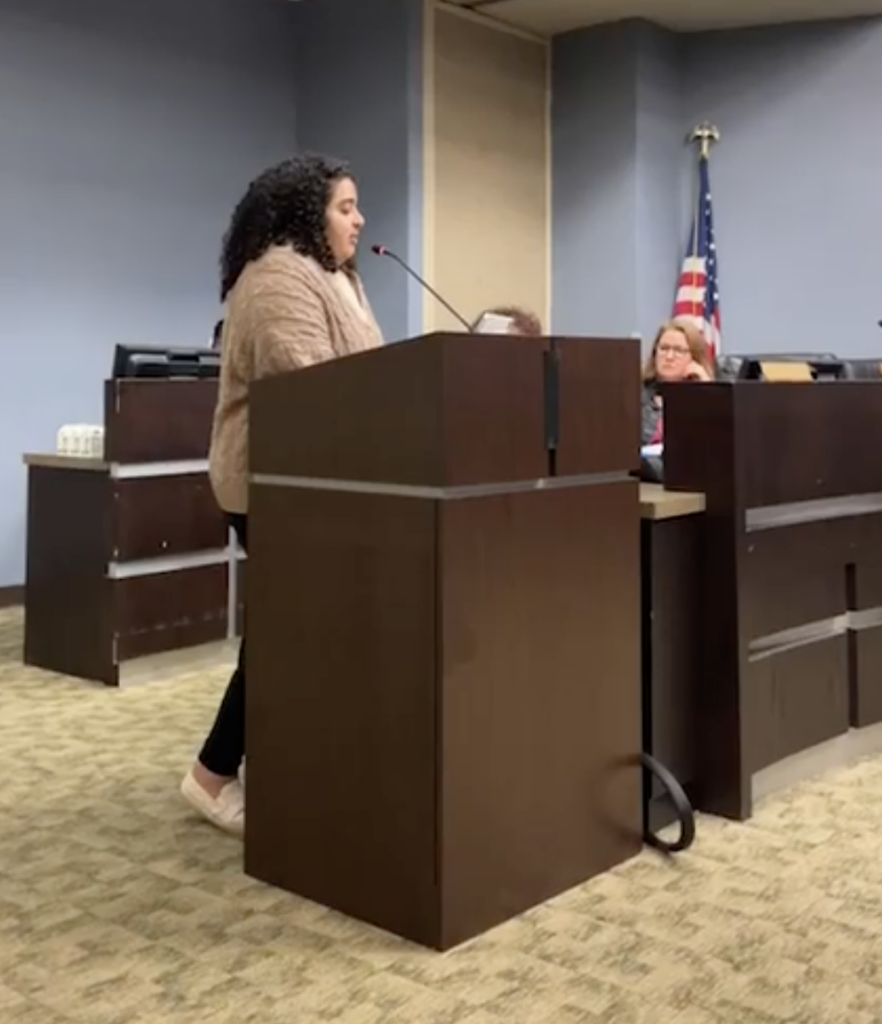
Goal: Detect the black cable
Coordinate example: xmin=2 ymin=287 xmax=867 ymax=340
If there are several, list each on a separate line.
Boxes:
xmin=641 ymin=753 xmax=696 ymax=854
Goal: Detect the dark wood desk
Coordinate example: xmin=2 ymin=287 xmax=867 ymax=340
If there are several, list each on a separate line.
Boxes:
xmin=23 ymin=380 xmax=244 ymax=685
xmin=661 ymin=381 xmax=882 ymax=820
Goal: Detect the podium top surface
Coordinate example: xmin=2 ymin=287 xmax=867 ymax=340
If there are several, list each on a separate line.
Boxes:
xmin=250 ymin=332 xmax=641 ymax=489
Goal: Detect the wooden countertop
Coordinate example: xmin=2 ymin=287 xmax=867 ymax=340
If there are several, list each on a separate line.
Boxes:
xmin=23 ymin=454 xmax=706 ymax=520
xmin=23 ymin=453 xmax=108 ymax=472
xmin=640 ymin=483 xmax=706 ymax=520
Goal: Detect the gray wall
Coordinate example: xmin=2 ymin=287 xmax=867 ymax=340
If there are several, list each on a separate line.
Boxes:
xmin=551 ymin=23 xmax=639 ymax=339
xmin=552 ymin=15 xmax=882 ymax=357
xmin=552 ymin=20 xmax=683 ymax=342
xmin=635 ymin=23 xmax=684 ymax=347
xmin=682 ymin=19 xmax=882 ymax=357
xmin=0 ymin=0 xmax=300 ymax=586
xmin=292 ymin=0 xmax=425 ymax=342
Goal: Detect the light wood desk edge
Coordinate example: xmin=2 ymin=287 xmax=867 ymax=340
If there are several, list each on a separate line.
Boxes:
xmin=639 ymin=483 xmax=706 ymax=521
xmin=23 ymin=453 xmax=108 ymax=472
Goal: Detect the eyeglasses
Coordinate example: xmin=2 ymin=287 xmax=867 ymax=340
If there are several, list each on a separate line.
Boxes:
xmin=657 ymin=344 xmax=691 ymax=358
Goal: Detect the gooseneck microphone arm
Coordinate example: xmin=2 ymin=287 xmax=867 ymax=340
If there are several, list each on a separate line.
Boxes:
xmin=371 ymin=245 xmax=473 ymax=331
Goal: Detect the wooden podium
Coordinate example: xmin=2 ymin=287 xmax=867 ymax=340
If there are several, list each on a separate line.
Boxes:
xmin=245 ymin=332 xmax=643 ymax=949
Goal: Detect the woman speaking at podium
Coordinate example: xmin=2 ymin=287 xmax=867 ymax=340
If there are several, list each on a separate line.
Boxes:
xmin=181 ymin=154 xmax=384 ymax=836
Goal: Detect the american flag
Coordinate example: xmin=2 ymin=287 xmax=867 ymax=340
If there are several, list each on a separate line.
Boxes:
xmin=673 ymin=154 xmax=721 ymax=356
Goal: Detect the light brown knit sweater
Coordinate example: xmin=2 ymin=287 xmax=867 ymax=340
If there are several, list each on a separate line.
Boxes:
xmin=209 ymin=246 xmax=384 ymax=514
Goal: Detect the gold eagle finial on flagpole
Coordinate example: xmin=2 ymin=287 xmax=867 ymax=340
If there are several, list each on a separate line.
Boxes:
xmin=688 ymin=122 xmax=720 ymax=159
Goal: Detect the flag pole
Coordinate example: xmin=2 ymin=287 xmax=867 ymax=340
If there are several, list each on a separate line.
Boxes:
xmin=683 ymin=122 xmax=721 ymax=353
xmin=686 ymin=123 xmax=720 ymax=260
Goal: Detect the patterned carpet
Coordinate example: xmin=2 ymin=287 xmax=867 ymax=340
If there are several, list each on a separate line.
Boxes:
xmin=3 ymin=606 xmax=882 ymax=1024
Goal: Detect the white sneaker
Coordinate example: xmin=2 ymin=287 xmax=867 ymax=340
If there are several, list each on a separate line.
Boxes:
xmin=180 ymin=771 xmax=245 ymax=838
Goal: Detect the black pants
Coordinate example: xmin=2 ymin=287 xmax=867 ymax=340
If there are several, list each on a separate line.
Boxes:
xmin=198 ymin=513 xmax=247 ymax=777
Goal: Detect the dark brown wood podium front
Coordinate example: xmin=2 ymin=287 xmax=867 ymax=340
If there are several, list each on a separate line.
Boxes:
xmin=245 ymin=332 xmax=642 ymax=950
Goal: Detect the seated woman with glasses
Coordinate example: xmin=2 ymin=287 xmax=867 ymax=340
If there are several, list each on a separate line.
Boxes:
xmin=641 ymin=318 xmax=714 ymax=445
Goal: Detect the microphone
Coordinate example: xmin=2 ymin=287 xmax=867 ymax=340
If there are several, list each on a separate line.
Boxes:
xmin=371 ymin=245 xmax=472 ymax=331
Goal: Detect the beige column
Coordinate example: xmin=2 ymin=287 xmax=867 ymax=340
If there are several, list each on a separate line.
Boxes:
xmin=423 ymin=2 xmax=550 ymax=333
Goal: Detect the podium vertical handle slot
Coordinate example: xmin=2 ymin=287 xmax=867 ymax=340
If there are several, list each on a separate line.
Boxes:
xmin=543 ymin=345 xmax=560 ymax=477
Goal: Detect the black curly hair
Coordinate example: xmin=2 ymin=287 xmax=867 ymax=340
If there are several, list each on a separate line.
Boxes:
xmin=220 ymin=153 xmax=354 ymax=300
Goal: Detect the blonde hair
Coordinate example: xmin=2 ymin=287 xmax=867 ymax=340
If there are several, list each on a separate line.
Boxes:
xmin=642 ymin=318 xmax=715 ymax=382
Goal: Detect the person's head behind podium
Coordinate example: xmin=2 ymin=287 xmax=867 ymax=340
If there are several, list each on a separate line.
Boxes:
xmin=643 ymin=318 xmax=714 ymax=385
xmin=640 ymin=318 xmax=714 ymax=449
xmin=471 ymin=306 xmax=543 ymax=337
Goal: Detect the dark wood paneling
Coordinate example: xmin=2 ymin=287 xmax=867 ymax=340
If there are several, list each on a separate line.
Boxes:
xmin=667 ymin=382 xmax=882 ymax=510
xmin=556 ymin=337 xmax=640 ymax=476
xmin=851 ymin=533 xmax=882 ymax=726
xmin=852 ymin=631 xmax=882 ymax=727
xmin=662 ymin=383 xmax=740 ymax=510
xmin=742 ymin=521 xmax=848 ymax=639
xmin=112 ymin=474 xmax=227 ymax=561
xmin=852 ymin=516 xmax=882 ymax=607
xmin=245 ymin=486 xmax=439 ymax=947
xmin=442 ymin=334 xmax=549 ymax=485
xmin=659 ymin=382 xmax=882 ymax=821
xmin=664 ymin=386 xmax=744 ymax=820
xmin=745 ymin=639 xmax=849 ymax=773
xmin=104 ymin=379 xmax=216 ymax=463
xmin=24 ymin=466 xmax=115 ymax=685
xmin=438 ymin=481 xmax=642 ymax=949
xmin=641 ymin=517 xmax=702 ymax=830
xmin=736 ymin=385 xmax=882 ymax=508
xmin=114 ymin=564 xmax=227 ymax=662
xmin=0 ymin=585 xmax=23 ymax=608
xmin=250 ymin=333 xmax=549 ymax=487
